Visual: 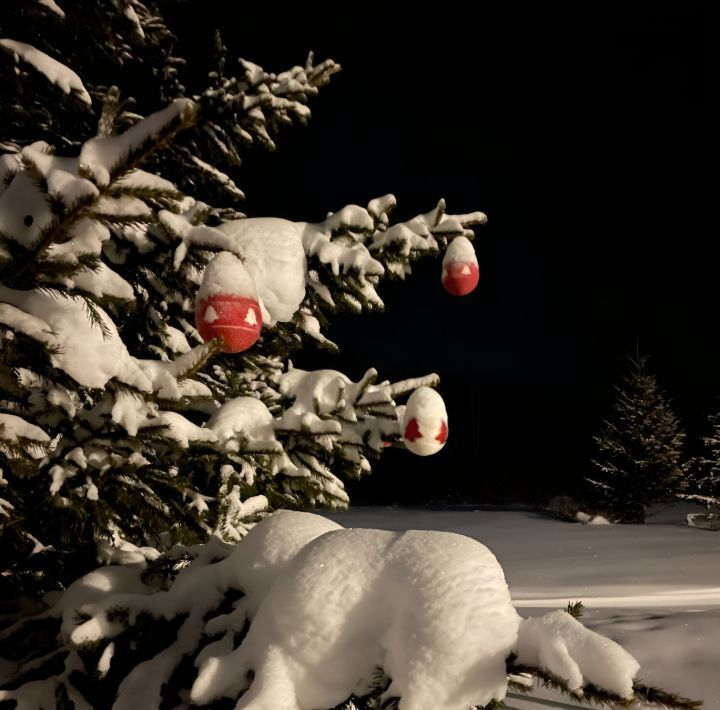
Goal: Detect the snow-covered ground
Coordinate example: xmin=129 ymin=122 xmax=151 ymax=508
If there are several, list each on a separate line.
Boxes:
xmin=323 ymin=504 xmax=720 ymax=708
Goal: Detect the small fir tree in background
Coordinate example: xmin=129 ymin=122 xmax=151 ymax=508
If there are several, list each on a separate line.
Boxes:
xmin=683 ymin=411 xmax=720 ymax=510
xmin=588 ymin=354 xmax=687 ymax=523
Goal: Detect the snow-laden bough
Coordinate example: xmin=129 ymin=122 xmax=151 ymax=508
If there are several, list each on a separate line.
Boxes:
xmin=189 ymin=512 xmax=639 ymax=710
xmin=0 ymin=511 xmax=642 ymax=710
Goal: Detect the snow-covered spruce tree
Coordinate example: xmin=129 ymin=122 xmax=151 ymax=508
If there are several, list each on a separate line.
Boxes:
xmin=0 ymin=2 xmax=485 ymax=595
xmin=0 ymin=7 xmax=704 ymax=710
xmin=683 ymin=411 xmax=720 ymax=510
xmin=588 ymin=355 xmax=687 ymax=523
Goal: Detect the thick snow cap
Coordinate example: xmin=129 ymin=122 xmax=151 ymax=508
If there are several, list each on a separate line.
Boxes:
xmin=206 ymin=397 xmax=275 ymax=450
xmin=217 ymin=218 xmax=306 ymax=324
xmin=198 ymin=251 xmax=257 ymax=302
xmin=443 ymin=235 xmax=477 ymax=266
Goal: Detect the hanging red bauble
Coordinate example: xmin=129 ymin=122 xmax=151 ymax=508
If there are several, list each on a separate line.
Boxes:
xmin=196 ymin=252 xmax=262 ymax=353
xmin=196 ymin=294 xmax=261 ymax=353
xmin=402 ymin=386 xmax=449 ymax=456
xmin=442 ymin=236 xmax=479 ymax=296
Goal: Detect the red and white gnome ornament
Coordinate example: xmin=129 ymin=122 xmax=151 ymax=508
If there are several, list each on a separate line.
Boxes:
xmin=442 ymin=236 xmax=479 ymax=296
xmin=196 ymin=252 xmax=262 ymax=353
xmin=402 ymin=386 xmax=449 ymax=456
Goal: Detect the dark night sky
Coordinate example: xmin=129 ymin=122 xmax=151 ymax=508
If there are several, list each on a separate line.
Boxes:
xmin=167 ymin=4 xmax=712 ymax=504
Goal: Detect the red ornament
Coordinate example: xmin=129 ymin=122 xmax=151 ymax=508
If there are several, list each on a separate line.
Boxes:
xmin=442 ymin=262 xmax=480 ymax=296
xmin=442 ymin=236 xmax=479 ymax=296
xmin=196 ymin=294 xmax=262 ymax=353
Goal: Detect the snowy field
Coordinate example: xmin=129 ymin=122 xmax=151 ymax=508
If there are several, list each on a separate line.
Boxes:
xmin=323 ymin=504 xmax=720 ymax=709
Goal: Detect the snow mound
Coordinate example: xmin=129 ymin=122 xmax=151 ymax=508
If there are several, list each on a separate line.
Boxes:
xmin=0 ymin=171 xmax=53 ymax=247
xmin=193 ymin=517 xmax=520 ymax=709
xmin=197 ymin=250 xmax=258 ymax=301
xmin=191 ymin=513 xmax=641 ymax=710
xmin=222 ymin=510 xmax=344 ymax=615
xmin=576 ymin=510 xmax=611 ymax=525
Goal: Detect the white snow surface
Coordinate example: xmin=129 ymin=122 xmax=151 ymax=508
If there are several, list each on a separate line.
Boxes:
xmin=0 ymin=39 xmax=90 ymax=104
xmin=325 ymin=505 xmax=720 ymax=708
xmin=197 ymin=251 xmax=258 ymax=302
xmin=443 ymin=235 xmax=477 ymax=265
xmin=217 ymin=217 xmax=306 ymax=324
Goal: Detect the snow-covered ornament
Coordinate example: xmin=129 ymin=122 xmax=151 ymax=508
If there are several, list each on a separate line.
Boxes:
xmin=442 ymin=236 xmax=479 ymax=296
xmin=196 ymin=252 xmax=262 ymax=353
xmin=402 ymin=386 xmax=448 ymax=456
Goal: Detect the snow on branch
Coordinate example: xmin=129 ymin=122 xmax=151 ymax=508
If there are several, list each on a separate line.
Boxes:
xmin=0 ymin=412 xmax=52 ymax=460
xmin=35 ymin=0 xmax=65 ymax=17
xmin=22 ymin=142 xmax=99 ymax=207
xmin=0 ymin=98 xmax=203 ymax=324
xmin=0 ymin=285 xmax=152 ymax=391
xmin=275 ymin=367 xmax=403 ymax=438
xmin=79 ymin=99 xmax=198 ymax=187
xmin=385 ymin=373 xmax=441 ymax=400
xmin=370 ymin=197 xmax=487 ymax=277
xmin=299 ymin=196 xmax=487 ymax=317
xmin=200 ymin=54 xmax=341 ymax=153
xmin=185 ymin=151 xmax=245 ymax=201
xmin=158 ymin=206 xmax=236 ymax=270
xmin=0 ymin=39 xmax=90 ymax=105
xmin=160 ymin=45 xmax=340 ymax=203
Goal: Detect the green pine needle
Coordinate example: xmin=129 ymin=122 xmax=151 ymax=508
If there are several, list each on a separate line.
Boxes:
xmin=507 ymin=659 xmax=703 ymax=709
xmin=566 ymin=600 xmax=585 ymax=619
